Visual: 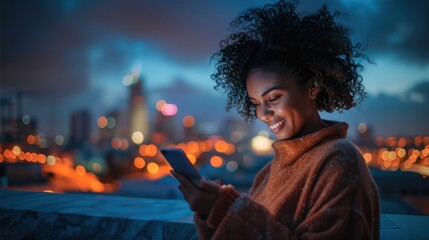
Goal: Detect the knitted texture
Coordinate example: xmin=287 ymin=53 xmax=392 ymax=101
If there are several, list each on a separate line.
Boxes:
xmin=207 ymin=185 xmax=240 ymax=228
xmin=195 ymin=120 xmax=380 ymax=240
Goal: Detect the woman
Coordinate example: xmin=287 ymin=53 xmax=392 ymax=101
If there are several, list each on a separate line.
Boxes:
xmin=171 ymin=1 xmax=380 ymax=239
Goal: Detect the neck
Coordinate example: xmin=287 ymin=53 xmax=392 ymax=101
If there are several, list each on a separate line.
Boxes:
xmin=296 ymin=112 xmax=327 ymax=139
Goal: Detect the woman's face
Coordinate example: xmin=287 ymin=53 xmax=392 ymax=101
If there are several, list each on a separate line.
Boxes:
xmin=246 ymin=69 xmax=319 ymax=140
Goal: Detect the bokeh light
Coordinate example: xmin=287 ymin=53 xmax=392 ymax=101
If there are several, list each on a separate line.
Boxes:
xmin=97 ymin=116 xmax=108 ymax=128
xmin=210 ymin=156 xmax=223 ymax=168
xmin=122 ymin=75 xmax=133 ymax=86
xmin=131 ymin=131 xmax=144 ymax=144
xmin=161 ymin=104 xmax=178 ymax=116
xmin=22 ymin=115 xmax=31 ymax=125
xmin=358 ymin=123 xmax=368 ymax=134
xmin=107 ymin=117 xmax=116 ymax=129
xmin=27 ymin=135 xmax=36 ymax=145
xmin=156 ymin=100 xmax=166 ymax=111
xmin=76 ymin=165 xmax=86 ymax=176
xmin=147 ymin=162 xmax=159 ymax=174
xmin=55 ymin=135 xmax=65 ymax=146
xmin=183 ymin=115 xmax=195 ymax=128
xmin=47 ymin=155 xmax=56 ymax=165
xmin=186 ymin=154 xmax=197 ymax=164
xmin=134 ymin=157 xmax=146 ymax=169
xmin=363 ymin=153 xmax=372 ymax=163
xmin=251 ymin=135 xmax=273 ymax=155
xmin=226 ymin=161 xmax=238 ymax=172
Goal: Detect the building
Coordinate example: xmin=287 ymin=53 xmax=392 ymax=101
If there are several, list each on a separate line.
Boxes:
xmin=69 ymin=110 xmax=91 ymax=148
xmin=128 ymin=77 xmax=149 ymax=143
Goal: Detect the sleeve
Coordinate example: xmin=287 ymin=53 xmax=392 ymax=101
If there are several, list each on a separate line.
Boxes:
xmin=205 ymin=148 xmax=376 ymax=240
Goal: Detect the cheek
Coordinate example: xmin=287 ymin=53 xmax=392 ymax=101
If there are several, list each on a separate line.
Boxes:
xmin=276 ymin=98 xmax=309 ymax=124
xmin=275 ymin=98 xmax=294 ymax=116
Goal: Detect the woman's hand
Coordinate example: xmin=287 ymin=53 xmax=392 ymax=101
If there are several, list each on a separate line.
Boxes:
xmin=171 ymin=170 xmax=221 ymax=216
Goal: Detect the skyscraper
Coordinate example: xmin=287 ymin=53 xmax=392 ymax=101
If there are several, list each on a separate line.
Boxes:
xmin=129 ymin=77 xmax=149 ymax=143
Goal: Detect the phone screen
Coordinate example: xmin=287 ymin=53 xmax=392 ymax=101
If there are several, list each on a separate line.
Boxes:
xmin=160 ymin=148 xmax=202 ymax=180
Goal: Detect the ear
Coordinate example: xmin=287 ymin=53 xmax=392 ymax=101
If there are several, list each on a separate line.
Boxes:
xmin=308 ymin=81 xmax=320 ymax=100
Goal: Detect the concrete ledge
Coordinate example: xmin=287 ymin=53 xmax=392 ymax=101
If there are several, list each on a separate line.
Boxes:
xmin=0 ymin=190 xmax=196 ymax=240
xmin=1 ymin=189 xmax=428 ymax=239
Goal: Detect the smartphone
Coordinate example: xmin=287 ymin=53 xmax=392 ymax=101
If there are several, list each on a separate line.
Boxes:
xmin=160 ymin=148 xmax=202 ymax=180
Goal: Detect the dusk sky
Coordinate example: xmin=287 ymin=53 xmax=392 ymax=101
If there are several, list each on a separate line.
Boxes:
xmin=1 ymin=0 xmax=428 ymax=139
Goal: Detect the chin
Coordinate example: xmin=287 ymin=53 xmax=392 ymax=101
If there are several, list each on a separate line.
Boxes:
xmin=275 ymin=133 xmax=289 ymax=140
xmin=275 ymin=128 xmax=296 ymax=140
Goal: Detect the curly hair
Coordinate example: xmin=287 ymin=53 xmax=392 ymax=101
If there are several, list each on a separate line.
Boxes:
xmin=211 ymin=0 xmax=368 ymax=120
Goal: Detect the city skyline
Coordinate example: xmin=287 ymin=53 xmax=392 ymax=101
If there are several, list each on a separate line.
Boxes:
xmin=1 ymin=0 xmax=429 ymax=139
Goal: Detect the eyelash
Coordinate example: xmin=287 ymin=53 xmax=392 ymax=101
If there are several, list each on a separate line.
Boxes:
xmin=268 ymin=96 xmax=280 ymax=102
xmin=251 ymin=95 xmax=280 ymax=107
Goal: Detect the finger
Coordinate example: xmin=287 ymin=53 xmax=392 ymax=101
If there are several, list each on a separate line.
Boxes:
xmin=172 ymin=171 xmax=201 ymax=194
xmin=171 ymin=171 xmax=192 ymax=187
xmin=178 ymin=185 xmax=193 ymax=205
xmin=195 ymin=178 xmax=221 ymax=193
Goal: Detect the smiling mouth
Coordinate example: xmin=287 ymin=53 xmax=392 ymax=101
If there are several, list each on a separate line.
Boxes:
xmin=269 ymin=119 xmax=285 ymax=130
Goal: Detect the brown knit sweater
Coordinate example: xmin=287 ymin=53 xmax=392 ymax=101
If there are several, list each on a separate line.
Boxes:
xmin=195 ymin=121 xmax=380 ymax=240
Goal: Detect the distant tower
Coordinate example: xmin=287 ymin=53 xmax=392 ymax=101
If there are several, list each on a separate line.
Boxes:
xmin=129 ymin=77 xmax=149 ymax=142
xmin=69 ymin=110 xmax=91 ymax=147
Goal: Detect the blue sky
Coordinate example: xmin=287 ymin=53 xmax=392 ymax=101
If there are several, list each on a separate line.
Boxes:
xmin=1 ymin=0 xmax=428 ymax=139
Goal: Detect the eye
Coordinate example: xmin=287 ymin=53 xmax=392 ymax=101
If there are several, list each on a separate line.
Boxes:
xmin=268 ymin=95 xmax=280 ymax=102
xmin=251 ymin=101 xmax=261 ymax=107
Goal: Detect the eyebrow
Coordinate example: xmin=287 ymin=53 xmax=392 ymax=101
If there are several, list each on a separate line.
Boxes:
xmin=248 ymin=86 xmax=285 ymax=100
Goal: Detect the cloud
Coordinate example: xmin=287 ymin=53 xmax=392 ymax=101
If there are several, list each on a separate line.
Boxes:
xmin=323 ymin=80 xmax=429 ymax=138
xmin=0 ymin=0 xmax=270 ymax=95
xmin=2 ymin=0 xmax=428 ymax=101
xmin=332 ymin=0 xmax=429 ymax=64
xmin=1 ymin=0 xmax=89 ymax=95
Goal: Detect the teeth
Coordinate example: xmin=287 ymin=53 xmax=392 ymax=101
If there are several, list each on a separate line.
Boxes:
xmin=269 ymin=119 xmax=284 ymax=130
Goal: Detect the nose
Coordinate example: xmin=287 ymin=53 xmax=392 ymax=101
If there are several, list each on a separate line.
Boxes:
xmin=257 ymin=104 xmax=273 ymax=122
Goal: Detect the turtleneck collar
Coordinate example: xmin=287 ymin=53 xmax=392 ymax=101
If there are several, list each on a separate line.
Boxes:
xmin=271 ymin=120 xmax=348 ymax=165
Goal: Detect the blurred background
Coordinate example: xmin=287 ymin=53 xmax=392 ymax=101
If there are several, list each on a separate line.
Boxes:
xmin=1 ymin=0 xmax=428 ymax=215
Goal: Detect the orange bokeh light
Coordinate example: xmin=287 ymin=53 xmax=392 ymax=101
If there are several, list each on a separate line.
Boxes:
xmin=38 ymin=154 xmax=47 ymax=164
xmin=97 ymin=116 xmax=108 ymax=128
xmin=414 ymin=136 xmax=422 ymax=146
xmin=27 ymin=135 xmax=36 ymax=145
xmin=90 ymin=180 xmax=105 ymax=193
xmin=111 ymin=138 xmax=122 ymax=149
xmin=139 ymin=145 xmax=147 ymax=156
xmin=397 ymin=138 xmax=407 ymax=148
xmin=156 ymin=100 xmax=166 ymax=111
xmin=25 ymin=152 xmax=32 ymax=161
xmin=134 ymin=157 xmax=146 ymax=169
xmin=17 ymin=152 xmax=25 ymax=161
xmin=210 ymin=156 xmax=223 ymax=168
xmin=145 ymin=144 xmax=158 ymax=157
xmin=187 ymin=141 xmax=199 ymax=154
xmin=363 ymin=153 xmax=372 ymax=163
xmin=186 ymin=154 xmax=197 ymax=164
xmin=3 ymin=149 xmax=11 ymax=159
xmin=76 ymin=165 xmax=86 ymax=176
xmin=147 ymin=162 xmax=159 ymax=174
xmin=120 ymin=139 xmax=129 ymax=150
xmin=423 ymin=136 xmax=429 ymax=145
xmin=183 ymin=115 xmax=195 ymax=128
xmin=215 ymin=140 xmax=228 ymax=153
xmin=31 ymin=153 xmax=38 ymax=162
xmin=225 ymin=144 xmax=236 ymax=155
